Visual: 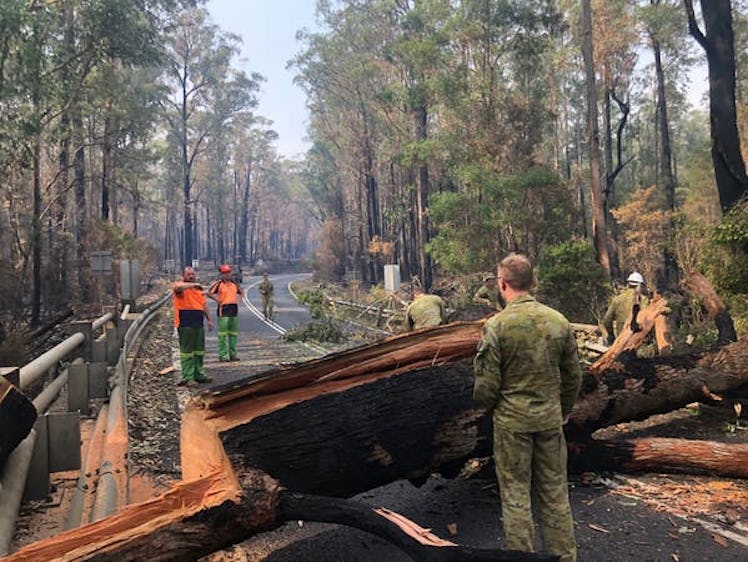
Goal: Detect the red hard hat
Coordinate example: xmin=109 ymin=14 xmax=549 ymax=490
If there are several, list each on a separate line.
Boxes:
xmin=219 ymin=264 xmax=232 ymax=273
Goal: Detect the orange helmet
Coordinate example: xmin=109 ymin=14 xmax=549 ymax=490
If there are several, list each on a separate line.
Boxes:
xmin=219 ymin=264 xmax=232 ymax=273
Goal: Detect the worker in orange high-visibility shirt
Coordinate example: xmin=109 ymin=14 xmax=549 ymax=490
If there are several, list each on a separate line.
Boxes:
xmin=208 ymin=264 xmax=244 ymax=361
xmin=173 ymin=267 xmax=214 ymax=387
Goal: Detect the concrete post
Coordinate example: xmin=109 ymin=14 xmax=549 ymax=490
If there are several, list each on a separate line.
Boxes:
xmin=72 ymin=321 xmax=93 ymax=363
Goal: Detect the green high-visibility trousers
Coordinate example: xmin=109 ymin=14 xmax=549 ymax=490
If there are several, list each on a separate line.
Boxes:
xmin=217 ymin=316 xmax=239 ymax=360
xmin=178 ymin=326 xmax=206 ymax=381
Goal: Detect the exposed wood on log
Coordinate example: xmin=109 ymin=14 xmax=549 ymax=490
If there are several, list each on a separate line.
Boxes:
xmin=589 ymin=296 xmax=670 ymax=374
xmin=570 ymin=437 xmax=748 ymax=479
xmin=6 ymin=469 xmax=250 ymax=561
xmin=0 ymin=377 xmax=37 ymax=469
xmin=682 ymin=271 xmax=738 ymax=345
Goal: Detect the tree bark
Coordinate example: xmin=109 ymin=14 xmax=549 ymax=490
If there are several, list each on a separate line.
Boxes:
xmin=0 ymin=377 xmax=37 ymax=469
xmin=571 ymin=437 xmax=748 ymax=478
xmin=580 ymin=0 xmax=611 ymax=277
xmin=8 ymin=468 xmax=555 ymax=561
xmin=681 ymin=271 xmax=737 ymax=344
xmin=684 ymin=0 xmax=748 ymax=213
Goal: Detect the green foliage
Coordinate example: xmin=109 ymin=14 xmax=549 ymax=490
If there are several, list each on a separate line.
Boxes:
xmin=700 ymin=199 xmax=748 ymax=334
xmin=536 ymin=240 xmax=611 ymax=323
xmin=427 ymin=166 xmax=576 ymax=273
xmin=295 ymin=289 xmax=328 ymax=320
xmin=283 ymin=318 xmax=345 ymax=344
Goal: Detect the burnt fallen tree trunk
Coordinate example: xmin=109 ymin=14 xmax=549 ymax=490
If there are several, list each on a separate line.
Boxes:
xmin=8 ymin=469 xmax=555 ymax=561
xmin=570 ymin=437 xmax=748 ymax=478
xmin=0 ymin=376 xmax=37 ymax=469
xmin=8 ymin=324 xmax=747 ymax=560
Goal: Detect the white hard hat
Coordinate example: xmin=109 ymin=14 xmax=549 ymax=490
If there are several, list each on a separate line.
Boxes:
xmin=627 ymin=272 xmax=644 ymax=285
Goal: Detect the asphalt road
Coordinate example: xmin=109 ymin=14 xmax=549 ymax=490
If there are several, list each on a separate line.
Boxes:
xmin=202 ymin=273 xmax=322 ymax=386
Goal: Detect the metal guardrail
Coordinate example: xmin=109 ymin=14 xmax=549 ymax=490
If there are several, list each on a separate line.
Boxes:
xmin=0 ymin=296 xmax=170 ymax=554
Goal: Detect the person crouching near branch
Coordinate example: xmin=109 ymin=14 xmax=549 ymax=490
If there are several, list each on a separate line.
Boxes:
xmin=173 ymin=266 xmax=214 ymax=387
xmin=473 ymin=253 xmax=581 ymax=562
xmin=404 ymin=283 xmax=446 ymax=331
xmin=208 ymin=264 xmax=244 ymax=362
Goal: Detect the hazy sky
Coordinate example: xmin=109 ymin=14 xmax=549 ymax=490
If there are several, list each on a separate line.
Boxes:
xmin=205 ymin=2 xmax=709 ymax=159
xmin=206 ymin=1 xmax=319 ymax=159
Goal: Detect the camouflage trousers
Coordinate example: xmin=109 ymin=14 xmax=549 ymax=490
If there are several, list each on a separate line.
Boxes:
xmin=494 ymin=426 xmax=577 ymax=562
xmin=262 ymin=297 xmax=274 ymax=320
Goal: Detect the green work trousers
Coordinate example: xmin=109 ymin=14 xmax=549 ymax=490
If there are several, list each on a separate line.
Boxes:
xmin=217 ymin=316 xmax=239 ymax=360
xmin=177 ymin=326 xmax=206 ymax=381
xmin=262 ymin=297 xmax=274 ymax=320
xmin=494 ymin=426 xmax=577 ymax=562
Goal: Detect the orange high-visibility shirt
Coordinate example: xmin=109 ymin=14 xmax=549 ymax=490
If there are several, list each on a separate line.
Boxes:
xmin=173 ymin=284 xmax=206 ymax=327
xmin=208 ymin=280 xmax=242 ymax=305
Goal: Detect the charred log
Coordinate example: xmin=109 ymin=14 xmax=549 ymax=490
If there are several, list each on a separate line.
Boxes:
xmin=279 ymin=492 xmax=558 ymax=561
xmin=682 ymin=272 xmax=738 ymax=345
xmin=0 ymin=376 xmax=37 ymax=469
xmin=569 ymin=437 xmax=748 ymax=479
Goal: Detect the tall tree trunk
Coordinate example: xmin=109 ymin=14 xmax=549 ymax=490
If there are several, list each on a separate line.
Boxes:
xmin=102 ymin=98 xmax=113 ymax=221
xmin=31 ymin=131 xmax=42 ymax=326
xmin=580 ymin=0 xmax=611 ymax=278
xmin=239 ymin=162 xmax=252 ymax=265
xmin=414 ymin=104 xmax=432 ymax=289
xmin=684 ymin=0 xmax=748 ymax=213
xmin=74 ymin=111 xmax=92 ymax=304
xmin=53 ymin=112 xmax=71 ymax=306
xmin=652 ymin=33 xmax=678 ymax=289
xmin=181 ymin=74 xmax=193 ymax=266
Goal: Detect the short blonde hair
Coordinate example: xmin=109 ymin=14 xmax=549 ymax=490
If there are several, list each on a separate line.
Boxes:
xmin=498 ymin=253 xmax=533 ymax=291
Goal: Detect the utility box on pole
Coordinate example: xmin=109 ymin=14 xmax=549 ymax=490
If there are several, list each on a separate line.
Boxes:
xmin=384 ymin=264 xmax=401 ymax=293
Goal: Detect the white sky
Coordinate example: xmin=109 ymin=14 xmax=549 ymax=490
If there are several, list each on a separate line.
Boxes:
xmin=206 ymin=0 xmax=319 ymax=160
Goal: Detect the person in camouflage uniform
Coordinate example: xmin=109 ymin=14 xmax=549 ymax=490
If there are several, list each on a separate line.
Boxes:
xmin=473 ymin=253 xmax=581 ymax=562
xmin=603 ymin=271 xmax=649 ymax=345
xmin=258 ymin=272 xmax=274 ymax=321
xmin=473 ymin=274 xmax=504 ymax=311
xmin=404 ymin=284 xmax=446 ymax=331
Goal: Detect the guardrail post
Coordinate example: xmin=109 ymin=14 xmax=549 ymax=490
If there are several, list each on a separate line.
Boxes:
xmin=88 ymin=362 xmax=109 ymax=399
xmin=68 ymin=361 xmax=89 ymax=414
xmin=105 ymin=325 xmax=119 ymax=367
xmin=92 ymin=335 xmax=107 ymax=363
xmin=72 ymin=322 xmax=93 ymax=363
xmin=24 ymin=417 xmax=49 ymax=501
xmin=24 ymin=413 xmax=81 ymax=501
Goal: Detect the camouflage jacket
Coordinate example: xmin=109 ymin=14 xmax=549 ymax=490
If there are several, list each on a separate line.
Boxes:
xmin=405 ymin=294 xmax=446 ymax=331
xmin=258 ymin=278 xmax=274 ymax=298
xmin=603 ymin=288 xmax=650 ymax=339
xmin=473 ymin=284 xmax=503 ymax=310
xmin=473 ymin=294 xmax=581 ymax=432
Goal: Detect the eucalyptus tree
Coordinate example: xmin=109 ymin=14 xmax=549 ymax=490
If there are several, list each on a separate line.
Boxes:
xmin=684 ymin=0 xmax=748 ymax=213
xmin=580 ymin=0 xmax=612 ymax=277
xmin=232 ymin=121 xmax=278 ymax=267
xmin=294 ymin=0 xmax=393 ymax=284
xmin=161 ymin=7 xmax=259 ymax=266
xmin=634 ymin=0 xmax=697 ymax=286
xmin=200 ymin=69 xmax=261 ymax=264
